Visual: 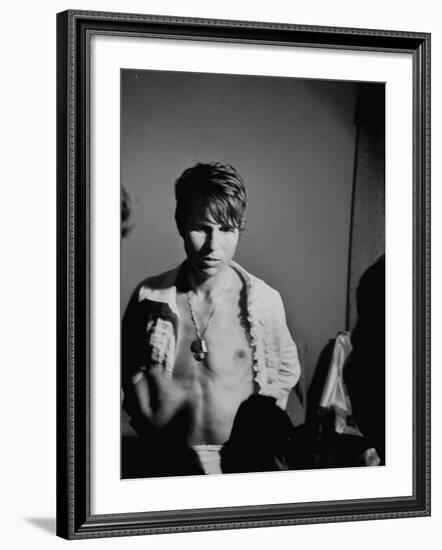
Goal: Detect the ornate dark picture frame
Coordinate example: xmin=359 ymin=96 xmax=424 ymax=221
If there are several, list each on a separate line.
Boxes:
xmin=56 ymin=9 xmax=430 ymax=540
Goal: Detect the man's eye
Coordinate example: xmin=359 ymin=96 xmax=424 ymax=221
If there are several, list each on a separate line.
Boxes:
xmin=220 ymin=225 xmax=234 ymax=232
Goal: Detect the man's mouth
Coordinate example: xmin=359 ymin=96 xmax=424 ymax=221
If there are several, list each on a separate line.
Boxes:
xmin=200 ymin=257 xmax=220 ymax=265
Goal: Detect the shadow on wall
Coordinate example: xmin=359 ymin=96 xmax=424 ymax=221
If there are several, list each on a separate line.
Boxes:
xmin=121 ymin=186 xmax=133 ymax=238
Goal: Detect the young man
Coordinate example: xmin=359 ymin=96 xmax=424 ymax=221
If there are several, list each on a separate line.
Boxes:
xmin=122 ymin=162 xmax=301 ymax=476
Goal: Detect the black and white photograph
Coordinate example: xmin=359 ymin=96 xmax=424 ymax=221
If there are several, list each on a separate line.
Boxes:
xmin=1 ymin=0 xmax=439 ymax=546
xmin=120 ymin=69 xmax=386 ymax=479
xmin=52 ymin=6 xmax=430 ymax=542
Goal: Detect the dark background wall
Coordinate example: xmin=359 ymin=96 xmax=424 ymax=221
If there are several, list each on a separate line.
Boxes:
xmin=121 ymin=69 xmax=359 ymax=386
xmin=347 ymin=84 xmax=385 ymax=330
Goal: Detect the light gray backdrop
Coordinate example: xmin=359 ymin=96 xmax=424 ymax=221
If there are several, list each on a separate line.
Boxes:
xmin=121 ymin=69 xmax=360 ymax=387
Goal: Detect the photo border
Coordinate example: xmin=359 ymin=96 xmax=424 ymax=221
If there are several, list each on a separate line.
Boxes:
xmin=56 ymin=9 xmax=430 ymax=539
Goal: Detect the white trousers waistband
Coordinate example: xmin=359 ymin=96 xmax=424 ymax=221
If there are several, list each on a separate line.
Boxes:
xmin=192 ymin=444 xmax=223 ymax=475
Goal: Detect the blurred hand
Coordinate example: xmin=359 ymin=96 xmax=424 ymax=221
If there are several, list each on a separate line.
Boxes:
xmin=146 ymin=366 xmax=196 ymax=431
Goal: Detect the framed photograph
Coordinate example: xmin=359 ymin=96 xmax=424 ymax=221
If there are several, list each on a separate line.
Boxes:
xmin=56 ymin=10 xmax=430 ymax=539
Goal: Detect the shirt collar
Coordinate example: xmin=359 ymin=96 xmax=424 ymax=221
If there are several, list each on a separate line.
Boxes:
xmin=138 ymin=260 xmax=254 ymax=316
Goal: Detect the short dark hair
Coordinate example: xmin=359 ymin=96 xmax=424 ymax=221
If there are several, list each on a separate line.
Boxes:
xmin=174 ymin=162 xmax=247 ymax=235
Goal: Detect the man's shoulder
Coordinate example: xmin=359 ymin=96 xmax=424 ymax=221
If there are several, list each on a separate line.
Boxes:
xmin=232 ymin=262 xmax=282 ymax=303
xmin=132 ymin=265 xmax=180 ymax=302
xmin=250 ymin=273 xmax=280 ymax=296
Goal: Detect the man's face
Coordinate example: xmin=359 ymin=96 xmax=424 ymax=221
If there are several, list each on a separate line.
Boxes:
xmin=182 ymin=199 xmax=240 ymax=280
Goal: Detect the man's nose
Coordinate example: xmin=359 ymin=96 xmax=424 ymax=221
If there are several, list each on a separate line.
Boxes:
xmin=207 ymin=228 xmax=220 ymax=250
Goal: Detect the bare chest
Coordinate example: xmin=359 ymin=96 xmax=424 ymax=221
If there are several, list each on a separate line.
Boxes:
xmin=172 ymin=276 xmax=255 ymax=443
xmin=173 ymin=289 xmax=253 ymax=387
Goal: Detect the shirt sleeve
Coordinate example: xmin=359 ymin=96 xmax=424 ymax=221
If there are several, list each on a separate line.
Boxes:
xmin=121 ymin=286 xmax=150 ymax=423
xmin=274 ymin=291 xmax=302 ymax=410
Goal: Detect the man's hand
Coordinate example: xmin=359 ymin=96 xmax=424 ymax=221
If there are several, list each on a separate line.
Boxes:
xmin=125 ymin=367 xmax=203 ymax=476
xmin=147 ymin=366 xmax=196 ymax=430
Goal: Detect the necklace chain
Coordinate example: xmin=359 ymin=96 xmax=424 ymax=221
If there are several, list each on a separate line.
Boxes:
xmin=187 ymin=270 xmax=230 ymax=361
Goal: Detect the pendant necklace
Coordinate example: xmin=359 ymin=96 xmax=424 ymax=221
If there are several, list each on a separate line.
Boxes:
xmin=187 ymin=271 xmax=229 ymax=362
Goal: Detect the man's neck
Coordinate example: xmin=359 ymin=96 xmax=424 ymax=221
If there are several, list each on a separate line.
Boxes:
xmin=186 ymin=264 xmax=231 ymax=302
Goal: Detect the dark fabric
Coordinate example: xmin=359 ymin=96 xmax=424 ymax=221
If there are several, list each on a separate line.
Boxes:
xmin=344 ymin=255 xmax=385 ymax=463
xmin=121 ymin=289 xmax=151 ymax=426
xmin=303 ymin=340 xmax=370 ymax=468
xmin=122 ymin=395 xmax=304 ymax=478
xmin=221 ymin=395 xmax=297 ymax=473
xmin=304 ymin=339 xmax=335 ymax=467
xmin=122 ymin=404 xmax=204 ymax=478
